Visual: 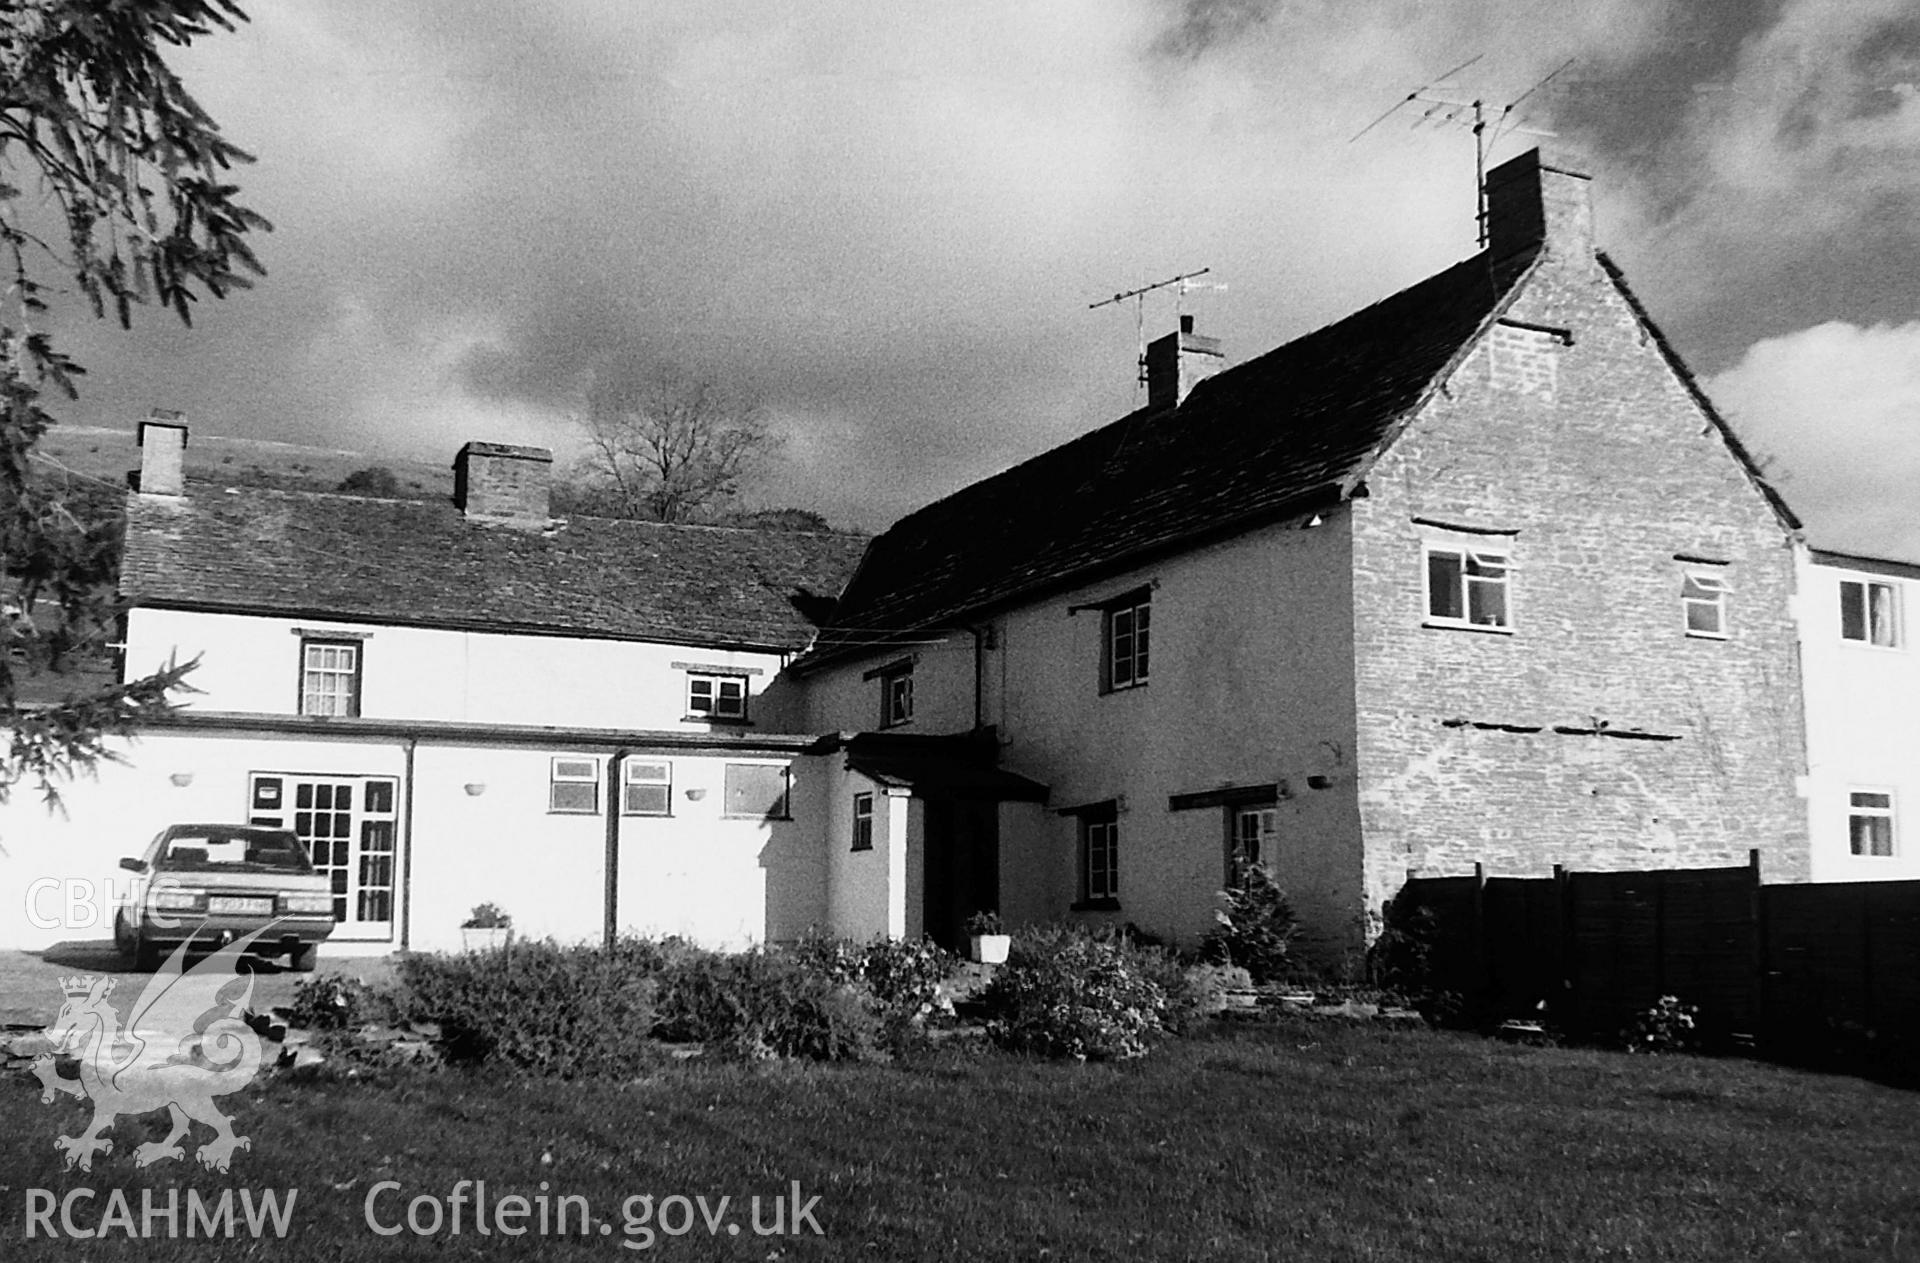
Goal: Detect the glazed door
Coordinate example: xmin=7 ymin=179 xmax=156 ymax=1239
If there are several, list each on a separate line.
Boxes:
xmin=248 ymin=773 xmax=400 ymax=942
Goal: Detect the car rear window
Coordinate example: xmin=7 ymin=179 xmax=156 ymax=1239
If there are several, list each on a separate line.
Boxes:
xmin=162 ymin=830 xmax=310 ymax=871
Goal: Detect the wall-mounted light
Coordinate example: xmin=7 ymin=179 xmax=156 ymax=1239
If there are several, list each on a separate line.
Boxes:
xmin=684 ymin=787 xmax=708 ymax=802
xmin=169 ymin=772 xmax=194 ymax=788
xmin=463 ymin=782 xmax=487 ymax=797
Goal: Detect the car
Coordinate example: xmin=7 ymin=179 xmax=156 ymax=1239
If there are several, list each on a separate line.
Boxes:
xmin=113 ymin=824 xmax=336 ymax=972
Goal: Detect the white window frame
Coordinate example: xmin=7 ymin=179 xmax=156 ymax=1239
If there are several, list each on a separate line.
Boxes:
xmin=1681 ymin=568 xmax=1730 ymax=640
xmin=686 ymin=673 xmax=749 ymax=721
xmin=1084 ymin=817 xmax=1119 ymax=902
xmin=1423 ymin=543 xmax=1512 ymax=631
xmin=1230 ymin=806 xmax=1277 ymax=884
xmin=851 ymin=792 xmax=875 ymax=851
xmin=880 ymin=666 xmax=913 ymax=728
xmin=1105 ymin=593 xmax=1151 ymax=691
xmin=300 ymin=639 xmax=362 ymax=716
xmin=549 ymin=756 xmax=600 ymax=815
xmin=1840 ymin=579 xmax=1903 ymax=650
xmin=1848 ymin=790 xmax=1896 ymax=858
xmin=622 ymin=760 xmax=673 ymax=817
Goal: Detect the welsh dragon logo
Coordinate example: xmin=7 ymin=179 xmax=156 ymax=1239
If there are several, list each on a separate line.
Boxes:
xmin=33 ymin=926 xmax=272 ymax=1173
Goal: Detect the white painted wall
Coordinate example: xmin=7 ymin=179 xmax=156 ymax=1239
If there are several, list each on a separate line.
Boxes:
xmin=0 ymin=731 xmax=829 ymax=955
xmin=821 ymin=765 xmax=906 ymax=940
xmin=126 ymin=607 xmax=789 ymax=732
xmin=1797 ymin=553 xmax=1920 ymax=882
xmin=801 ymin=513 xmax=1362 ymax=950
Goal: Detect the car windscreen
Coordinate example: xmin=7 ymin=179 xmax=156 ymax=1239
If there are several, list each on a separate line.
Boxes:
xmin=161 ymin=831 xmax=311 ymax=872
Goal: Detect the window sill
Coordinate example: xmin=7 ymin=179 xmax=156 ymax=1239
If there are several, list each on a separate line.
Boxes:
xmin=1684 ymin=630 xmax=1730 ymax=641
xmin=1070 ymin=898 xmax=1121 ymax=913
xmin=850 ymin=842 xmax=874 ymax=853
xmin=683 ymin=715 xmax=753 ymax=726
xmin=878 ymin=718 xmax=913 ymax=730
xmin=1421 ymin=619 xmax=1514 ymax=636
xmin=722 ymin=814 xmax=794 ymax=823
xmin=1101 ymin=682 xmax=1148 ymax=696
xmin=620 ymin=812 xmax=674 ymax=819
xmin=547 ymin=809 xmax=600 ymax=816
xmin=1839 ymin=639 xmax=1906 ymax=653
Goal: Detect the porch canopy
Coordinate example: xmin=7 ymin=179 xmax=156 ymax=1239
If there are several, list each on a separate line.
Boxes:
xmin=815 ymin=731 xmax=1049 ymax=802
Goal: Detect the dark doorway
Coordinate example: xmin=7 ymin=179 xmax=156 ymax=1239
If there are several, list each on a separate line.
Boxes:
xmin=921 ymin=796 xmax=999 ymax=952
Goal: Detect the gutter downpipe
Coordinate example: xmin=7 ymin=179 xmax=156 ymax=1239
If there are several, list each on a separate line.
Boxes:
xmin=967 ymin=625 xmax=988 ymax=733
xmin=604 ymin=747 xmax=628 ymax=949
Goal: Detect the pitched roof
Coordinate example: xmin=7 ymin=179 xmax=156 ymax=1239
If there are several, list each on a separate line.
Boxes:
xmin=798 ymin=245 xmax=1541 ymax=669
xmin=122 ymin=485 xmax=870 ymax=652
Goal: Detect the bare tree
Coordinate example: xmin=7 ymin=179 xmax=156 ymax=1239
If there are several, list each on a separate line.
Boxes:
xmin=573 ymin=366 xmax=781 ymax=523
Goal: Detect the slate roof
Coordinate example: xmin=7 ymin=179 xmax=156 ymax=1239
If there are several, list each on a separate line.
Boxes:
xmin=122 ymin=485 xmax=871 ymax=652
xmin=797 ymin=244 xmax=1543 ymax=669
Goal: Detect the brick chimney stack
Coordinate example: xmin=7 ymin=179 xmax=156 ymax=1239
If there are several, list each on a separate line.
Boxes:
xmin=1484 ymin=147 xmax=1593 ymax=264
xmin=136 ymin=409 xmax=188 ymax=497
xmin=453 ymin=441 xmax=552 ymax=526
xmin=1145 ymin=315 xmax=1223 ymax=411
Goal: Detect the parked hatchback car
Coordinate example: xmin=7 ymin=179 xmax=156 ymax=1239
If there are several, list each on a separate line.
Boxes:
xmin=114 ymin=824 xmax=336 ymax=971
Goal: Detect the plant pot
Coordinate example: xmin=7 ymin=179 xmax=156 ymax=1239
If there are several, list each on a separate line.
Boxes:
xmin=969 ymin=933 xmax=1010 ymax=965
xmin=461 ymin=926 xmax=512 ymax=953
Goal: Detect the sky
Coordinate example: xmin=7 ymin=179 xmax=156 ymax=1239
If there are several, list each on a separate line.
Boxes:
xmin=39 ymin=0 xmax=1920 ymax=557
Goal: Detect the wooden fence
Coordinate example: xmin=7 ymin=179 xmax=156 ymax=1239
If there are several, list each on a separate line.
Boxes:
xmin=1392 ymin=855 xmax=1920 ymax=1064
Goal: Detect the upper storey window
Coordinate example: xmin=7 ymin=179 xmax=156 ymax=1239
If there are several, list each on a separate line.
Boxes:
xmin=1840 ymin=579 xmax=1901 ymax=648
xmin=1425 ymin=545 xmax=1511 ymax=631
xmin=300 ymin=639 xmax=362 ymax=717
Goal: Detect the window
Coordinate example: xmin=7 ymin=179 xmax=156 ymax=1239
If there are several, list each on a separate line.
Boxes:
xmin=1083 ymin=815 xmax=1119 ymax=903
xmin=880 ymin=665 xmax=913 ymax=728
xmin=687 ymin=673 xmax=749 ymax=721
xmin=723 ymin=763 xmax=791 ymax=820
xmin=300 ymin=639 xmax=362 ymax=716
xmin=851 ymin=793 xmax=875 ymax=851
xmin=1849 ymin=791 xmax=1895 ymax=858
xmin=549 ymin=756 xmax=599 ymax=814
xmin=1229 ymin=806 xmax=1277 ymax=884
xmin=1425 ymin=546 xmax=1510 ymax=629
xmin=1841 ymin=580 xmax=1901 ymax=648
xmin=1105 ymin=592 xmax=1151 ymax=690
xmin=1682 ymin=570 xmax=1729 ymax=639
xmin=622 ymin=761 xmax=672 ymax=816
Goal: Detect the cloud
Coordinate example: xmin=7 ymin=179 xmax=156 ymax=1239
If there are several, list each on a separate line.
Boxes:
xmin=1708 ymin=321 xmax=1920 ymax=563
xmin=58 ymin=1 xmax=1677 ymax=530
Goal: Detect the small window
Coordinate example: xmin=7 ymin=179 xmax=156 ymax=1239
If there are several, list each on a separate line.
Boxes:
xmin=300 ymin=639 xmax=362 ymax=716
xmin=1426 ymin=546 xmax=1510 ymax=629
xmin=1084 ymin=816 xmax=1119 ymax=902
xmin=724 ymin=763 xmax=791 ymax=820
xmin=880 ymin=666 xmax=913 ymax=728
xmin=851 ymin=792 xmax=875 ymax=851
xmin=1229 ymin=806 xmax=1276 ymax=884
xmin=1849 ymin=791 xmax=1895 ymax=858
xmin=687 ymin=674 xmax=749 ymax=721
xmin=1682 ymin=570 xmax=1729 ymax=639
xmin=622 ymin=761 xmax=672 ymax=816
xmin=549 ymin=756 xmax=599 ymax=814
xmin=1841 ymin=580 xmax=1902 ymax=648
xmin=1104 ymin=592 xmax=1151 ymax=691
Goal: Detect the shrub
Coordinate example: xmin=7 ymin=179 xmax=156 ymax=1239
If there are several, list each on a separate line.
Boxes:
xmin=1200 ymin=866 xmax=1298 ymax=984
xmin=395 ymin=941 xmax=658 ymax=1077
xmin=979 ymin=926 xmax=1172 ymax=1060
xmin=654 ymin=947 xmax=885 ymax=1062
xmin=1624 ymin=995 xmax=1700 ymax=1054
xmin=287 ymin=973 xmax=403 ymax=1031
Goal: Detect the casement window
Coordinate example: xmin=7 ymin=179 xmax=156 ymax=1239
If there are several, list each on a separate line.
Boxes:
xmin=1840 ymin=580 xmax=1902 ymax=648
xmin=687 ymin=673 xmax=749 ymax=721
xmin=1104 ymin=591 xmax=1151 ymax=690
xmin=1084 ymin=815 xmax=1119 ymax=903
xmin=851 ymin=792 xmax=875 ymax=851
xmin=1425 ymin=545 xmax=1510 ymax=630
xmin=1230 ymin=806 xmax=1277 ymax=885
xmin=622 ymin=760 xmax=672 ymax=816
xmin=549 ymin=756 xmax=600 ymax=814
xmin=299 ymin=639 xmax=362 ymax=716
xmin=881 ymin=665 xmax=914 ymax=728
xmin=723 ymin=763 xmax=791 ymax=820
xmin=1682 ymin=569 xmax=1730 ymax=639
xmin=1849 ymin=791 xmax=1896 ymax=858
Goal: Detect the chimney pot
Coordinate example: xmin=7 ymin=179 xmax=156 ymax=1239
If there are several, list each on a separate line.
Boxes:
xmin=1485 ymin=147 xmax=1593 ymax=263
xmin=135 ymin=409 xmax=188 ymax=497
xmin=1145 ymin=320 xmax=1223 ymax=411
xmin=453 ymin=441 xmax=553 ymax=526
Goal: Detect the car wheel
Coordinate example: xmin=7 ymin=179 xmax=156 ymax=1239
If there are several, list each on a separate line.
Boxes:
xmin=134 ymin=931 xmax=162 ymax=972
xmin=113 ymin=913 xmax=134 ymax=959
xmin=288 ymin=943 xmax=318 ymax=973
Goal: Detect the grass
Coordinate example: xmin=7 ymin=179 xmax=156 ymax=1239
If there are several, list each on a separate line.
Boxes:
xmin=5 ymin=1017 xmax=1919 ymax=1260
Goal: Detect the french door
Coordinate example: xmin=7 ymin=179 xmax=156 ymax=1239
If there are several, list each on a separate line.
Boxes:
xmin=248 ymin=772 xmax=400 ymax=941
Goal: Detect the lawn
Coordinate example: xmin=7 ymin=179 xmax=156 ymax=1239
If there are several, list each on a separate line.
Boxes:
xmin=4 ymin=1017 xmax=1917 ymax=1261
